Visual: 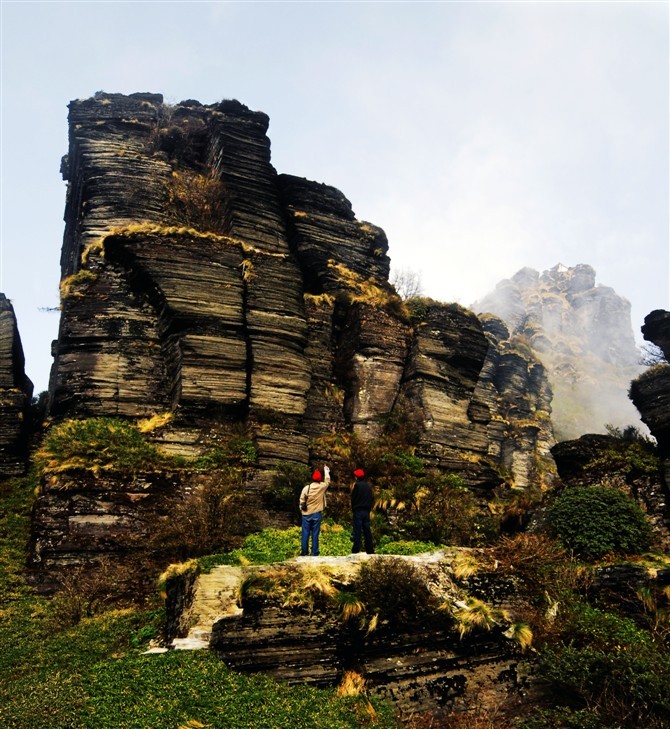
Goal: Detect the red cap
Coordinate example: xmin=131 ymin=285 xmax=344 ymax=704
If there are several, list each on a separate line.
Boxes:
xmin=312 ymin=470 xmax=322 ymax=482
xmin=353 ymin=468 xmax=365 ymax=478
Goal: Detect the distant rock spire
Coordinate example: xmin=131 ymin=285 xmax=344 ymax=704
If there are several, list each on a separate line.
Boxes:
xmin=473 ymin=264 xmax=642 ymax=440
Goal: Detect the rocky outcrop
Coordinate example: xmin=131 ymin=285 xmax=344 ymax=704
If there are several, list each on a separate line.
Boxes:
xmin=0 ymin=294 xmax=33 ymax=476
xmin=474 ymin=264 xmax=642 ymax=441
xmin=162 ymin=550 xmax=669 ymax=714
xmin=630 ymin=309 xmax=670 ymax=487
xmin=30 ymin=470 xmax=182 ymax=572
xmin=33 ymin=92 xmax=557 ymax=572
xmin=163 ymin=553 xmax=534 ymax=714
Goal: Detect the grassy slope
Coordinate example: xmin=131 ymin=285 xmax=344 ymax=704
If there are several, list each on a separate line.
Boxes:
xmin=0 ymin=474 xmax=396 ymax=729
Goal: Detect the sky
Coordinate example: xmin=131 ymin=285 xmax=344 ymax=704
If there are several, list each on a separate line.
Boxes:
xmin=1 ymin=0 xmax=668 ymax=393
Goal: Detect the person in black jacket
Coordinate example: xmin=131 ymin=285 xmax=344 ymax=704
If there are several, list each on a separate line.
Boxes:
xmin=351 ymin=468 xmax=374 ymax=554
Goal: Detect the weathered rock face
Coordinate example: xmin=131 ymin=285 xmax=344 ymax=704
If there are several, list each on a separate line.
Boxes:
xmin=630 ymin=310 xmax=670 ymax=487
xmin=474 ymin=263 xmax=643 ymax=441
xmin=34 ymin=92 xmax=556 ymax=570
xmin=30 ymin=471 xmax=182 ymax=572
xmin=385 ymin=304 xmax=556 ymax=492
xmin=475 ymin=314 xmax=556 ymax=492
xmin=0 ymin=294 xmax=33 ymax=476
xmin=165 ymin=553 xmax=535 ymax=715
xmin=163 ymin=551 xmax=669 ymax=714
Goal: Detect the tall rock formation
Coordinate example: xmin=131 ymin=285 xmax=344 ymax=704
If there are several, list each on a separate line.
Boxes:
xmin=630 ymin=310 xmax=670 ymax=487
xmin=474 ymin=264 xmax=642 ymax=441
xmin=31 ymin=92 xmax=556 ymax=572
xmin=0 ymin=294 xmax=33 ymax=476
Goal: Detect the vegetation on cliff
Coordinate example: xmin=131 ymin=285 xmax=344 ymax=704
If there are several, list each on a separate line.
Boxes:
xmin=35 ymin=417 xmax=256 ymax=477
xmin=548 ymin=486 xmax=652 ymax=559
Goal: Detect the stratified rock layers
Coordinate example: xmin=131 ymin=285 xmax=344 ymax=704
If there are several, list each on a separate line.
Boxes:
xmin=34 ymin=92 xmax=557 ymax=570
xmin=0 ymin=294 xmax=33 ymax=475
xmin=475 ymin=264 xmax=642 ymax=441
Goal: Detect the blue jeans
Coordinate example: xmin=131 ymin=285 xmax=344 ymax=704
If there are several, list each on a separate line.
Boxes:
xmin=301 ymin=511 xmax=323 ymax=556
xmin=352 ymin=509 xmax=374 ymax=553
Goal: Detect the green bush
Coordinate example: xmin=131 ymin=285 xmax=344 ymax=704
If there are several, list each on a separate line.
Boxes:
xmin=191 ymin=437 xmax=257 ymax=470
xmin=548 ymin=486 xmax=651 ymax=560
xmin=401 ymin=474 xmax=486 ymax=546
xmin=535 ymin=601 xmax=670 ymax=728
xmin=565 ymin=603 xmax=652 ymax=650
xmin=590 ymin=428 xmax=661 ymax=480
xmin=538 ymin=643 xmax=670 ymax=727
xmin=519 ymin=707 xmax=605 ymax=729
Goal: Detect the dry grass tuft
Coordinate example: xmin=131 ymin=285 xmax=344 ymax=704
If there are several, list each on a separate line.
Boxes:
xmin=504 ymin=621 xmax=534 ymax=652
xmin=239 ymin=566 xmax=338 ymax=611
xmin=301 ymin=567 xmax=338 ymax=601
xmin=328 ymin=260 xmax=408 ymax=318
xmin=451 ymin=551 xmax=481 ymax=580
xmin=337 ymin=670 xmax=366 ymax=697
xmin=158 ymin=559 xmax=200 ymax=587
xmin=365 ymin=612 xmax=379 ymax=635
xmin=137 ymin=412 xmax=174 ymax=433
xmin=304 ymin=292 xmax=335 ymax=307
xmin=337 ymin=591 xmax=365 ymax=622
xmin=240 ymin=259 xmax=255 ymax=283
xmin=453 ymin=596 xmax=510 ymax=638
xmin=81 ymin=223 xmax=260 ymax=266
xmin=167 ymin=169 xmax=225 ymax=232
xmin=60 ymin=270 xmax=98 ymax=300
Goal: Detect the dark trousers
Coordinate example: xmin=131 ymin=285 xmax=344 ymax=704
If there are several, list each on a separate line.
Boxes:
xmin=352 ymin=509 xmax=374 ymax=554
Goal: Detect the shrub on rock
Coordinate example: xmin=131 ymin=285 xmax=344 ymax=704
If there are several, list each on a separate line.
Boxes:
xmin=548 ymin=486 xmax=651 ymax=560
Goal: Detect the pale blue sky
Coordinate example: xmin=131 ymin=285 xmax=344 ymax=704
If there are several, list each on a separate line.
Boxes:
xmin=1 ymin=0 xmax=668 ymax=392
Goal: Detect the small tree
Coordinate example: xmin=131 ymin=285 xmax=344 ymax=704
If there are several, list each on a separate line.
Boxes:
xmin=390 ymin=267 xmax=424 ymax=300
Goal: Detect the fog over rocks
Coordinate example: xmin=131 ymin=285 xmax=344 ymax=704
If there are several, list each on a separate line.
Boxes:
xmin=474 ymin=263 xmax=643 ymax=441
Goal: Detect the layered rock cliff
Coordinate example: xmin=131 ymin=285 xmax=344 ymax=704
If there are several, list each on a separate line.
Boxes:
xmin=474 ymin=264 xmax=642 ymax=441
xmin=0 ymin=294 xmax=33 ymax=475
xmin=31 ymin=92 xmax=556 ymax=572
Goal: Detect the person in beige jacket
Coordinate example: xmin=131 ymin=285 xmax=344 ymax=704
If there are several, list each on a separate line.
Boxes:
xmin=299 ymin=465 xmax=330 ymax=556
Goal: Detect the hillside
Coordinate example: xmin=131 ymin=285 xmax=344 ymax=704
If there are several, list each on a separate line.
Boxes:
xmin=0 ymin=93 xmax=669 ymax=728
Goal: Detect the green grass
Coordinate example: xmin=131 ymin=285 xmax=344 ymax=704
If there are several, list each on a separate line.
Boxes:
xmin=200 ymin=523 xmax=438 ymax=571
xmin=0 ymin=474 xmax=396 ymax=729
xmin=376 ymin=538 xmax=437 ymax=555
xmin=83 ymin=651 xmax=394 ymax=729
xmin=200 ymin=523 xmax=353 ymax=570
